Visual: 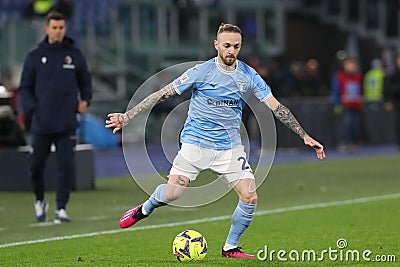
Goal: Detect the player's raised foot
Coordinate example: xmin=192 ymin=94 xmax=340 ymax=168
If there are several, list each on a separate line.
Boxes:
xmin=119 ymin=204 xmax=148 ymax=228
xmin=34 ymin=200 xmax=49 ymax=222
xmin=54 ymin=209 xmax=71 ymax=223
xmin=221 ymin=247 xmax=256 ymax=258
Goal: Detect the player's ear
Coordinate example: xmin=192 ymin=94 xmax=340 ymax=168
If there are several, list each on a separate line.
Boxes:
xmin=214 ymin=39 xmax=218 ymax=51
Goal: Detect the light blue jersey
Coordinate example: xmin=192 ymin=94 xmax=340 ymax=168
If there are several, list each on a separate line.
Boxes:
xmin=173 ymin=58 xmax=272 ymax=150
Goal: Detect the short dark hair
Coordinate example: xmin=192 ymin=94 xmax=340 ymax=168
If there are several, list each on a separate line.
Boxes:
xmin=217 ymin=23 xmax=242 ymax=36
xmin=46 ymin=11 xmax=65 ymax=24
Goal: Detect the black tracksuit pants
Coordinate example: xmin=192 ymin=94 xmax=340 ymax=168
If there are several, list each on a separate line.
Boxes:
xmin=30 ymin=130 xmax=76 ymax=210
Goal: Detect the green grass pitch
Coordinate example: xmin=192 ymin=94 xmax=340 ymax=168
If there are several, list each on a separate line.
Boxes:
xmin=0 ymin=154 xmax=399 ymax=266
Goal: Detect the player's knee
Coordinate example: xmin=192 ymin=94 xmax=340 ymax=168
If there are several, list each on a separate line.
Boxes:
xmin=164 ymin=189 xmax=182 ymax=201
xmin=164 ymin=175 xmax=189 ymax=201
xmin=241 ymin=191 xmax=258 ymax=204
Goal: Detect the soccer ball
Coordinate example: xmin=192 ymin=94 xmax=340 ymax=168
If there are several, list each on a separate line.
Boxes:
xmin=172 ymin=230 xmax=208 ymax=262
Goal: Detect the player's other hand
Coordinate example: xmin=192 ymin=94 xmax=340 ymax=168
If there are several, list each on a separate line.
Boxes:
xmin=303 ymin=134 xmax=326 ymax=160
xmin=105 ymin=113 xmax=129 ymax=134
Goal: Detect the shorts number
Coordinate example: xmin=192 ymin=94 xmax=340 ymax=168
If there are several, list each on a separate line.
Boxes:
xmin=237 ymin=156 xmax=250 ymax=170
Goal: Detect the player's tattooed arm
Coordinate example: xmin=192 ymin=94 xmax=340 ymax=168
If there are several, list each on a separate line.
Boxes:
xmin=264 ymin=96 xmax=325 ymax=160
xmin=126 ymin=83 xmax=177 ymax=120
xmin=106 ymin=83 xmax=177 ymax=133
xmin=272 ymin=104 xmax=306 ymax=139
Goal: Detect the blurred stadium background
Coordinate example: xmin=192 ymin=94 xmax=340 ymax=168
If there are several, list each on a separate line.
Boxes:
xmin=0 ymin=0 xmax=399 ymax=187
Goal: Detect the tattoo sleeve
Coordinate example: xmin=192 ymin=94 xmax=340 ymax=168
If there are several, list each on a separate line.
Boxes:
xmin=273 ymin=104 xmax=306 ymax=139
xmin=125 ymin=83 xmax=177 ymax=120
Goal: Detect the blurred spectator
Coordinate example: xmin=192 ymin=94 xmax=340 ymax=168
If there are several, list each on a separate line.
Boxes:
xmin=248 ymin=56 xmax=268 ymax=80
xmin=363 ymin=59 xmax=385 ymax=145
xmin=382 ymin=48 xmax=395 ymax=75
xmin=266 ymin=56 xmax=291 ymax=97
xmin=331 ymin=58 xmax=364 ymax=150
xmin=288 ymin=61 xmax=304 ymax=97
xmin=329 ymin=50 xmax=347 ymax=88
xmin=298 ymin=58 xmax=328 ymax=96
xmin=383 ymin=53 xmax=400 ymax=149
xmin=363 ymin=58 xmax=385 ymax=102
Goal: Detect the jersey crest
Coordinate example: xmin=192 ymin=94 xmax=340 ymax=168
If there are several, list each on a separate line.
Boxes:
xmin=237 ymin=81 xmax=247 ymax=92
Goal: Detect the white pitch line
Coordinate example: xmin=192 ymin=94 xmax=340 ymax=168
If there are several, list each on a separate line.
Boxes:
xmin=28 ymin=222 xmax=57 ymax=228
xmin=1 ymin=192 xmax=399 ymax=249
xmin=256 ymin=192 xmax=400 ymax=216
xmin=81 ymin=216 xmax=109 ymax=222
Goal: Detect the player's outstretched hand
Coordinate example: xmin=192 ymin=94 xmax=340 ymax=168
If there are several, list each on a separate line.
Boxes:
xmin=105 ymin=113 xmax=129 ymax=134
xmin=303 ymin=134 xmax=326 ymax=160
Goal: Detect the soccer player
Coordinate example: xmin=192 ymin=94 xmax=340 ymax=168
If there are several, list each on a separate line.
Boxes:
xmin=106 ymin=23 xmax=326 ymax=258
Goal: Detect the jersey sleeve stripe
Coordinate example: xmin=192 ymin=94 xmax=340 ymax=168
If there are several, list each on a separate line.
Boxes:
xmin=260 ymin=93 xmax=273 ymax=102
xmin=172 ymin=82 xmax=182 ymax=95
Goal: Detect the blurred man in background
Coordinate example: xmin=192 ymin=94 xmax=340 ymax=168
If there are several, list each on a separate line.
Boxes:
xmin=19 ymin=12 xmax=92 ymax=223
xmin=331 ymin=58 xmax=364 ymax=150
xmin=299 ymin=58 xmax=327 ymax=96
xmin=364 ymin=58 xmax=385 ymax=103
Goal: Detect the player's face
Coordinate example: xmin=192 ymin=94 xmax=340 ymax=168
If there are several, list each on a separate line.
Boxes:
xmin=46 ymin=19 xmax=66 ymax=44
xmin=214 ymin=32 xmax=242 ymax=67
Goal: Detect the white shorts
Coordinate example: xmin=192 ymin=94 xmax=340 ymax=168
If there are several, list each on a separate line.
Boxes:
xmin=169 ymin=143 xmax=254 ymax=183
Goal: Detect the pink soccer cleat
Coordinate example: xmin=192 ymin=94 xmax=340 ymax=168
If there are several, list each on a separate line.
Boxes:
xmin=221 ymin=247 xmax=256 ymax=258
xmin=119 ymin=204 xmax=148 ymax=228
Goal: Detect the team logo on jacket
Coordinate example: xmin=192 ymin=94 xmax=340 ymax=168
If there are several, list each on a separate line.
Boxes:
xmin=65 ymin=55 xmax=72 ymax=64
xmin=63 ymin=55 xmax=75 ymax=69
xmin=41 ymin=57 xmax=47 ymax=64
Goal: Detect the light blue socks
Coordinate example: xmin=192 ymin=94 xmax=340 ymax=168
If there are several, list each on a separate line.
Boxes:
xmin=225 ymin=200 xmax=257 ymax=248
xmin=143 ymin=186 xmax=257 ymax=249
xmin=142 ymin=184 xmax=170 ymax=215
